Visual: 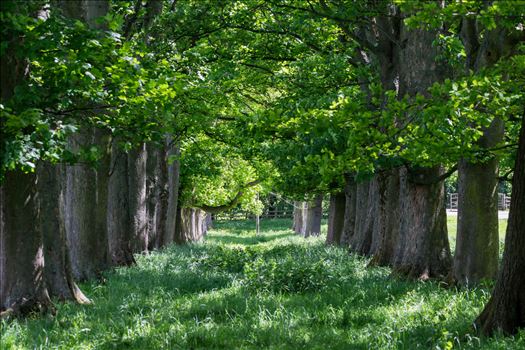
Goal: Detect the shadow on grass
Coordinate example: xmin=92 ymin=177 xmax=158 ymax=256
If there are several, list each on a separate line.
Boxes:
xmin=207 ymin=232 xmax=293 ymax=245
xmin=5 ymin=219 xmax=523 ymax=350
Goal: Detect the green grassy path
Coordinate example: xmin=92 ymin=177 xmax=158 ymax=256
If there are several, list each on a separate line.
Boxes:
xmin=1 ymin=219 xmax=522 ymax=349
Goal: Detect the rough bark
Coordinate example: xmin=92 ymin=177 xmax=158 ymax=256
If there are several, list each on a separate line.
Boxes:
xmin=0 ymin=171 xmax=51 ymax=315
xmin=205 ymin=213 xmax=213 ymax=231
xmin=0 ymin=186 xmax=5 ymax=310
xmin=154 ymin=144 xmax=169 ymax=248
xmin=292 ymin=201 xmax=307 ymax=236
xmin=304 ymin=195 xmax=323 ymax=237
xmin=93 ymin=128 xmax=111 ymax=269
xmin=0 ymin=1 xmax=52 ymax=315
xmin=64 ymin=132 xmax=106 ymax=281
xmin=393 ymin=167 xmax=451 ymax=279
xmin=326 ymin=193 xmax=346 ymax=245
xmin=163 ymin=144 xmax=181 ymax=246
xmin=128 ymin=144 xmax=148 ymax=253
xmin=61 ymin=0 xmax=110 ymax=281
xmin=392 ymin=25 xmax=452 ymax=280
xmin=292 ymin=201 xmax=306 ymax=235
xmin=350 ymin=180 xmax=375 ymax=255
xmin=474 ymin=112 xmax=525 ymax=335
xmin=174 ymin=207 xmax=207 ymax=244
xmin=38 ymin=163 xmax=90 ymax=303
xmin=348 ymin=9 xmax=400 ymax=262
xmin=146 ymin=144 xmax=163 ymax=250
xmin=340 ymin=175 xmax=357 ymax=247
xmin=107 ymin=141 xmax=135 ymax=266
xmin=368 ymin=178 xmax=381 ymax=256
xmin=455 ymin=139 xmax=501 ymax=285
xmin=370 ymin=169 xmax=401 ymax=267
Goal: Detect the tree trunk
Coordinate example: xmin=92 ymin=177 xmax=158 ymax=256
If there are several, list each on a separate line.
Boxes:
xmin=454 ymin=136 xmax=501 ymax=285
xmin=0 ymin=1 xmax=52 ymax=316
xmin=292 ymin=201 xmax=306 ymax=235
xmin=93 ymin=129 xmax=111 ymax=269
xmin=146 ymin=144 xmax=166 ymax=250
xmin=304 ymin=195 xmax=323 ymax=237
xmin=60 ymin=0 xmax=110 ymax=282
xmin=392 ymin=25 xmax=452 ymax=279
xmin=350 ymin=180 xmax=375 ymax=255
xmin=128 ymin=144 xmax=148 ymax=253
xmin=474 ymin=113 xmax=525 ymax=335
xmin=368 ymin=177 xmax=381 ymax=256
xmin=393 ymin=167 xmax=451 ymax=279
xmin=155 ymin=144 xmax=169 ymax=249
xmin=164 ymin=143 xmax=180 ymax=246
xmin=326 ymin=193 xmax=346 ymax=245
xmin=0 ymin=186 xmax=5 ymax=310
xmin=205 ymin=213 xmax=213 ymax=231
xmin=454 ymin=24 xmax=520 ymax=286
xmin=0 ymin=171 xmax=52 ymax=315
xmin=370 ymin=169 xmax=401 ymax=266
xmin=107 ymin=141 xmax=135 ymax=266
xmin=38 ymin=163 xmax=90 ymax=304
xmin=340 ymin=175 xmax=357 ymax=246
xmin=64 ymin=132 xmax=106 ymax=281
xmin=174 ymin=207 xmax=207 ymax=244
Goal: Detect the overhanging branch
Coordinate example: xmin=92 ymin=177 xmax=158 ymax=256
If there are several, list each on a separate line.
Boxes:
xmin=194 ymin=179 xmax=261 ymax=214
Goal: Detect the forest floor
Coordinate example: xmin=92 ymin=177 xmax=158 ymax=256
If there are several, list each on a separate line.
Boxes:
xmin=1 ymin=218 xmax=522 ymax=350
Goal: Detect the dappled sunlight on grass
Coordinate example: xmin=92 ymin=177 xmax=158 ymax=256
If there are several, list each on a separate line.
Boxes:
xmin=1 ymin=218 xmax=522 ymax=349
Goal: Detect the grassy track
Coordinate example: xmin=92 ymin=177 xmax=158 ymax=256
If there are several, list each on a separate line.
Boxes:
xmin=1 ymin=218 xmax=522 ymax=349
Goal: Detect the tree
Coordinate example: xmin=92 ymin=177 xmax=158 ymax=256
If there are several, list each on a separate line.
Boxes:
xmin=1 ymin=1 xmax=53 ymax=314
xmin=475 ymin=111 xmax=525 ymax=335
xmin=454 ymin=11 xmax=525 ymax=286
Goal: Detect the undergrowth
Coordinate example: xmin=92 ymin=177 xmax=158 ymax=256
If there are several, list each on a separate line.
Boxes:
xmin=1 ymin=218 xmax=522 ymax=349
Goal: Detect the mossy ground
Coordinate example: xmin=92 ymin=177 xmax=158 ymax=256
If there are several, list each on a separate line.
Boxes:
xmin=1 ymin=217 xmax=522 ymax=349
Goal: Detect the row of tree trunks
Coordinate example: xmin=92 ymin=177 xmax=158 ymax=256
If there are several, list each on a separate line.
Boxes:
xmin=327 ymin=8 xmax=522 ymax=288
xmin=0 ymin=139 xmax=182 ymax=314
xmin=174 ymin=207 xmax=211 ymax=244
xmin=292 ymin=195 xmax=323 ymax=237
xmin=327 ymin=23 xmax=452 ymax=280
xmin=0 ymin=0 xmax=187 ymax=316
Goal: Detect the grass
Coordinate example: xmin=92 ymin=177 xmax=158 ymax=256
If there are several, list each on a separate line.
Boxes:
xmin=1 ymin=217 xmax=522 ymax=349
xmin=447 ymin=215 xmax=508 ymax=256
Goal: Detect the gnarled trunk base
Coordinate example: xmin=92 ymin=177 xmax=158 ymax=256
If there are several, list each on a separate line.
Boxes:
xmin=393 ymin=167 xmax=451 ymax=280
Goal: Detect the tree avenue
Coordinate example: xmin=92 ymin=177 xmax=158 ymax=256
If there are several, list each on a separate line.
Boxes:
xmin=0 ymin=0 xmax=524 ymax=339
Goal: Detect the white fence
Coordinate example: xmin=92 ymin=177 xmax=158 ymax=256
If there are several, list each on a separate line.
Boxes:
xmin=447 ymin=193 xmax=511 ymax=210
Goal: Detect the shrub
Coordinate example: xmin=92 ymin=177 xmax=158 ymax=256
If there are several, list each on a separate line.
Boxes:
xmin=192 ymin=245 xmax=256 ymax=273
xmin=243 ymin=251 xmax=333 ymax=293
